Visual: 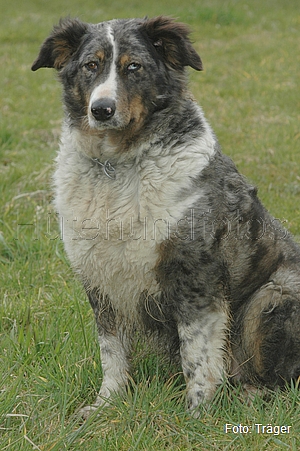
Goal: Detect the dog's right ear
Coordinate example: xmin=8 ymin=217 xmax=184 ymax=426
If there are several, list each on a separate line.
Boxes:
xmin=31 ymin=18 xmax=88 ymax=71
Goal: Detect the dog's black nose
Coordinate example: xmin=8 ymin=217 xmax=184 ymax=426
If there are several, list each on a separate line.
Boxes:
xmin=91 ymin=98 xmax=116 ymax=121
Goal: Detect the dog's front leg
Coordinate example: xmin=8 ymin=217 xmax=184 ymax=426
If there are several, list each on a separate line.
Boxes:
xmin=80 ymin=329 xmax=130 ymax=419
xmin=80 ymin=289 xmax=130 ymax=419
xmin=177 ymin=307 xmax=228 ymax=415
xmin=97 ymin=330 xmax=130 ymax=399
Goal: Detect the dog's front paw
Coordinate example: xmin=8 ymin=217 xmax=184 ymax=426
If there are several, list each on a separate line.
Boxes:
xmin=78 ymin=404 xmax=100 ymax=420
xmin=78 ymin=395 xmax=108 ymax=420
xmin=186 ymin=387 xmax=206 ymax=418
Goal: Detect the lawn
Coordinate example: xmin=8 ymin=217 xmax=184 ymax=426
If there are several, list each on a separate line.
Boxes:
xmin=1 ymin=0 xmax=300 ymax=449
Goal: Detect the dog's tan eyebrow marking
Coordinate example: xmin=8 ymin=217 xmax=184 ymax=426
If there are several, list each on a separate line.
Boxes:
xmin=95 ymin=50 xmax=105 ymax=61
xmin=119 ymin=54 xmax=131 ymax=66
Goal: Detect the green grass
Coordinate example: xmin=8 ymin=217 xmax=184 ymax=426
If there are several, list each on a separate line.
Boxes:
xmin=1 ymin=0 xmax=300 ymax=449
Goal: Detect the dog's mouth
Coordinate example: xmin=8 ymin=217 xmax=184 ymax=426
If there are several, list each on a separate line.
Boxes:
xmin=88 ymin=114 xmax=124 ymax=131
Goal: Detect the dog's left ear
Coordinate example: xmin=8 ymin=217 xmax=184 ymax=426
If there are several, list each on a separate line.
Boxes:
xmin=31 ymin=18 xmax=88 ymax=71
xmin=140 ymin=16 xmax=203 ymax=71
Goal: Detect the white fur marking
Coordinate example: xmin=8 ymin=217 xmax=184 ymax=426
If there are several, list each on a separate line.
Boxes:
xmin=89 ymin=26 xmax=118 ymax=109
xmin=54 ymin=115 xmax=216 ymax=321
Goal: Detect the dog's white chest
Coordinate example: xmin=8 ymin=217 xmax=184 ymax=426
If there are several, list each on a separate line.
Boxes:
xmin=54 ymin=125 xmax=215 ymax=314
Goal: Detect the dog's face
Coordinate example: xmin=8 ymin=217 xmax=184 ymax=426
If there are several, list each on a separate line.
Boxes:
xmin=32 ymin=17 xmax=202 ymax=137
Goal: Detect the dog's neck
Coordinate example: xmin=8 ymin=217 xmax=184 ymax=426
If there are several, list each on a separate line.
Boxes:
xmin=92 ymin=158 xmax=116 ymax=180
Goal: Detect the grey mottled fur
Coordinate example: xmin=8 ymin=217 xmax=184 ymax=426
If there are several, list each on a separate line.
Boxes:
xmin=32 ymin=16 xmax=300 ymax=418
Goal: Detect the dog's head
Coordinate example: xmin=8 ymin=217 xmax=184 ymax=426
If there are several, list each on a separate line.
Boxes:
xmin=32 ymin=16 xmax=202 ymax=136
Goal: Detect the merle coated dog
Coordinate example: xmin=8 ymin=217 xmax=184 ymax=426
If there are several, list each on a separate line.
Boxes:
xmin=32 ymin=16 xmax=300 ymax=417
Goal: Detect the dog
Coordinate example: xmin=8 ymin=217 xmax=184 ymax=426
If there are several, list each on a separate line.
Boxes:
xmin=32 ymin=16 xmax=300 ymax=417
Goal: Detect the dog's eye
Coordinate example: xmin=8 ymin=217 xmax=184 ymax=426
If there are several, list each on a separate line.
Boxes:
xmin=85 ymin=61 xmax=98 ymax=72
xmin=127 ymin=62 xmax=141 ymax=73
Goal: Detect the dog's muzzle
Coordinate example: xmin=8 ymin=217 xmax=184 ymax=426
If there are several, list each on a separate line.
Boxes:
xmin=91 ymin=98 xmax=116 ymax=121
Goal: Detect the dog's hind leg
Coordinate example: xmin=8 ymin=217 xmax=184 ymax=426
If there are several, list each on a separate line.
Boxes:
xmin=231 ymin=276 xmax=300 ymax=389
xmin=177 ymin=306 xmax=228 ymax=416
